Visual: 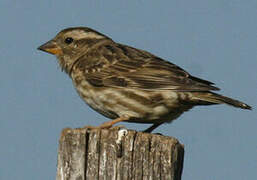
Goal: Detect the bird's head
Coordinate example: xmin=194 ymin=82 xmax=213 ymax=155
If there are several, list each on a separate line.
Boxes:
xmin=38 ymin=27 xmax=110 ymax=72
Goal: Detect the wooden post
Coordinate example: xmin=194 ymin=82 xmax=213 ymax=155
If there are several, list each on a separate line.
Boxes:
xmin=56 ymin=128 xmax=184 ymax=180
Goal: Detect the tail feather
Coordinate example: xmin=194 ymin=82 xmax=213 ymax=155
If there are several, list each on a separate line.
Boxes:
xmin=192 ymin=92 xmax=252 ymax=110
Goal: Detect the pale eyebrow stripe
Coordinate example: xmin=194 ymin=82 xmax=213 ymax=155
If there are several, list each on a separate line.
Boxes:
xmin=66 ymin=30 xmax=105 ymax=39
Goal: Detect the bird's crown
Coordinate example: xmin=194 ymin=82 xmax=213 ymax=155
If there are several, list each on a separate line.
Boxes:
xmin=56 ymin=27 xmax=109 ymax=41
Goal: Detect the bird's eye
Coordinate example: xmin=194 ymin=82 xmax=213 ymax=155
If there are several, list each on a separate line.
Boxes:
xmin=64 ymin=37 xmax=73 ymax=44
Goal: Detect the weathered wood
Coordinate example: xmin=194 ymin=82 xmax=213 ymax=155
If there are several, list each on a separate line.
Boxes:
xmin=56 ymin=128 xmax=184 ymax=180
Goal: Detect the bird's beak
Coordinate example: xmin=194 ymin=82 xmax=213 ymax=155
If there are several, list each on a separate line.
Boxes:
xmin=37 ymin=40 xmax=62 ymax=55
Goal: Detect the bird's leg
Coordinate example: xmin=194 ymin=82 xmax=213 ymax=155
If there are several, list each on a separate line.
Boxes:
xmin=99 ymin=116 xmax=129 ymax=129
xmin=143 ymin=122 xmax=164 ymax=133
xmin=83 ymin=116 xmax=129 ymax=130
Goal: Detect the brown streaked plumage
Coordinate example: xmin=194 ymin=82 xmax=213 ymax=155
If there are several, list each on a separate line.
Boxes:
xmin=38 ymin=27 xmax=252 ymax=132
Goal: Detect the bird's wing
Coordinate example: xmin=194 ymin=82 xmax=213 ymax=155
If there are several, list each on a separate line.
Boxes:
xmin=76 ymin=43 xmax=219 ymax=91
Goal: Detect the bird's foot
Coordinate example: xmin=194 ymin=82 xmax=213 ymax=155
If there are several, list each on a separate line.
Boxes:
xmin=82 ymin=116 xmax=128 ymax=131
xmin=82 ymin=124 xmax=125 ymax=131
xmin=110 ymin=125 xmax=126 ymax=131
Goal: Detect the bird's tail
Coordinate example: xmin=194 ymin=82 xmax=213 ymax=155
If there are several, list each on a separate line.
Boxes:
xmin=191 ymin=92 xmax=252 ymax=110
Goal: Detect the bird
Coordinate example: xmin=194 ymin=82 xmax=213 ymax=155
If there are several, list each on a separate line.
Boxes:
xmin=38 ymin=27 xmax=252 ymax=133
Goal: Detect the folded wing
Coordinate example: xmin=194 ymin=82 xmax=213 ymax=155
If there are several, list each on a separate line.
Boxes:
xmin=77 ymin=43 xmax=220 ymax=92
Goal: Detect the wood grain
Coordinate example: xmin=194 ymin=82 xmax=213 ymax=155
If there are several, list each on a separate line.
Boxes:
xmin=56 ymin=128 xmax=184 ymax=180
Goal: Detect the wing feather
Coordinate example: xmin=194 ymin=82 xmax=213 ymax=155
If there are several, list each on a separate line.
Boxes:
xmin=75 ymin=42 xmax=219 ymax=91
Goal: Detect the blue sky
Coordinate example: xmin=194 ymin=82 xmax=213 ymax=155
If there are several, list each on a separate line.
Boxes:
xmin=0 ymin=0 xmax=256 ymax=179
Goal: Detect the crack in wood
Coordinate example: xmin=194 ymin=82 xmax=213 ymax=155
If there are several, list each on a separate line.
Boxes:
xmin=56 ymin=128 xmax=184 ymax=180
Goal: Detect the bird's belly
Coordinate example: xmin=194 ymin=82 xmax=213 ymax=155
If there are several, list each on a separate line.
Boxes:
xmin=72 ymin=77 xmax=191 ymax=123
xmin=74 ymin=80 xmax=120 ymax=119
